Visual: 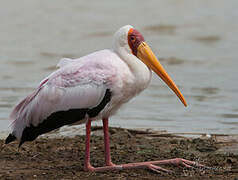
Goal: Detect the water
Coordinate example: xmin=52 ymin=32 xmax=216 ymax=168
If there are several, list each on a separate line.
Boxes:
xmin=0 ymin=0 xmax=238 ymax=138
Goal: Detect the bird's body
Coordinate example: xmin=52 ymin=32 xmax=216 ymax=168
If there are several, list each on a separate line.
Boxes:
xmin=7 ymin=34 xmax=151 ymax=146
xmin=5 ymin=25 xmax=202 ymax=173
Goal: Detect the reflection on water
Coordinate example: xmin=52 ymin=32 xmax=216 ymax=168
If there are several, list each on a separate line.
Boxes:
xmin=191 ymin=87 xmax=220 ymax=95
xmin=0 ymin=104 xmax=12 ymax=108
xmin=143 ymin=24 xmax=177 ymax=35
xmin=160 ymin=57 xmax=185 ymax=65
xmin=0 ymin=0 xmax=238 ymax=138
xmin=200 ymin=87 xmax=220 ymax=95
xmin=191 ymin=95 xmax=207 ymax=102
xmin=220 ymin=114 xmax=238 ymax=119
xmin=40 ymin=52 xmax=76 ymax=59
xmin=0 ymin=87 xmax=34 ymax=92
xmin=42 ymin=65 xmax=58 ymax=72
xmin=193 ymin=35 xmax=221 ymax=44
xmin=219 ymin=121 xmax=238 ymax=126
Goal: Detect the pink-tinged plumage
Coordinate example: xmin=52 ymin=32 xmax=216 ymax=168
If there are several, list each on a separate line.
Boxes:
xmin=5 ymin=25 xmax=199 ymax=174
xmin=9 ymin=49 xmax=143 ymax=140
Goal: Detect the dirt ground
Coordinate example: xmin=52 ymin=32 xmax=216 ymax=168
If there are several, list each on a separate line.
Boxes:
xmin=0 ymin=127 xmax=238 ymax=180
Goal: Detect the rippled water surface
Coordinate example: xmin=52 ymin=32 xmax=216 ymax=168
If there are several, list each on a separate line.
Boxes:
xmin=0 ymin=0 xmax=238 ymax=137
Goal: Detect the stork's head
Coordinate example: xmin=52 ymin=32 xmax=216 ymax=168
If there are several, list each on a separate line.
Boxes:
xmin=113 ymin=25 xmax=187 ymax=107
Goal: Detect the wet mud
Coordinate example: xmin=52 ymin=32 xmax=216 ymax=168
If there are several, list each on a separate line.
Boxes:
xmin=0 ymin=127 xmax=238 ymax=179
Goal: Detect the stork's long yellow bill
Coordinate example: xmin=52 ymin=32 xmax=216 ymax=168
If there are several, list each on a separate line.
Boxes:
xmin=137 ymin=42 xmax=187 ymax=107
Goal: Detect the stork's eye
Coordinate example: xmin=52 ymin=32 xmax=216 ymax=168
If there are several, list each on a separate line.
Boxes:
xmin=130 ymin=36 xmax=135 ymax=41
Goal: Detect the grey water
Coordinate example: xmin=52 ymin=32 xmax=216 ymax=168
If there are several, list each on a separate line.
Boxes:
xmin=0 ymin=0 xmax=238 ymax=138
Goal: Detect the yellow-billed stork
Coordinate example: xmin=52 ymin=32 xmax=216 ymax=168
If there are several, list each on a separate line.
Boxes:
xmin=5 ymin=25 xmax=206 ymax=173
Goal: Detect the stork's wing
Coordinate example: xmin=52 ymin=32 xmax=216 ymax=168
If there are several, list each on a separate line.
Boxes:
xmin=27 ymin=80 xmax=108 ymax=127
xmin=8 ymin=49 xmax=123 ymax=143
xmin=10 ymin=66 xmax=115 ymax=142
xmin=11 ymin=78 xmax=109 ymax=141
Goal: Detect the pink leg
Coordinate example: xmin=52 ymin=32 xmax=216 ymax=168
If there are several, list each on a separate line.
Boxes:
xmin=84 ymin=118 xmax=207 ymax=173
xmin=84 ymin=119 xmax=94 ymax=171
xmin=102 ymin=118 xmax=115 ymax=166
xmin=85 ymin=158 xmax=206 ymax=173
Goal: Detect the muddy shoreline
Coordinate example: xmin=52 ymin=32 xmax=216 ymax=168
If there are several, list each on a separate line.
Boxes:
xmin=1 ymin=127 xmax=238 ymax=179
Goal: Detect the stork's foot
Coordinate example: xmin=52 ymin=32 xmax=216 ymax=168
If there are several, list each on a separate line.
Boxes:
xmin=84 ymin=163 xmax=95 ymax=172
xmin=146 ymin=164 xmax=172 ymax=174
xmin=84 ymin=158 xmax=207 ymax=174
xmin=158 ymin=158 xmax=205 ymax=169
xmin=106 ymin=161 xmax=116 ymax=167
xmin=84 ymin=162 xmax=116 ymax=172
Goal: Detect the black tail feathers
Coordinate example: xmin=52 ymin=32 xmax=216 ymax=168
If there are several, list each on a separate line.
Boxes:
xmin=5 ymin=133 xmax=16 ymax=144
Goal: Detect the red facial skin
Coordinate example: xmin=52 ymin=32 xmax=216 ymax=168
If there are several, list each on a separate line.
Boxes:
xmin=128 ymin=28 xmax=145 ymax=56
